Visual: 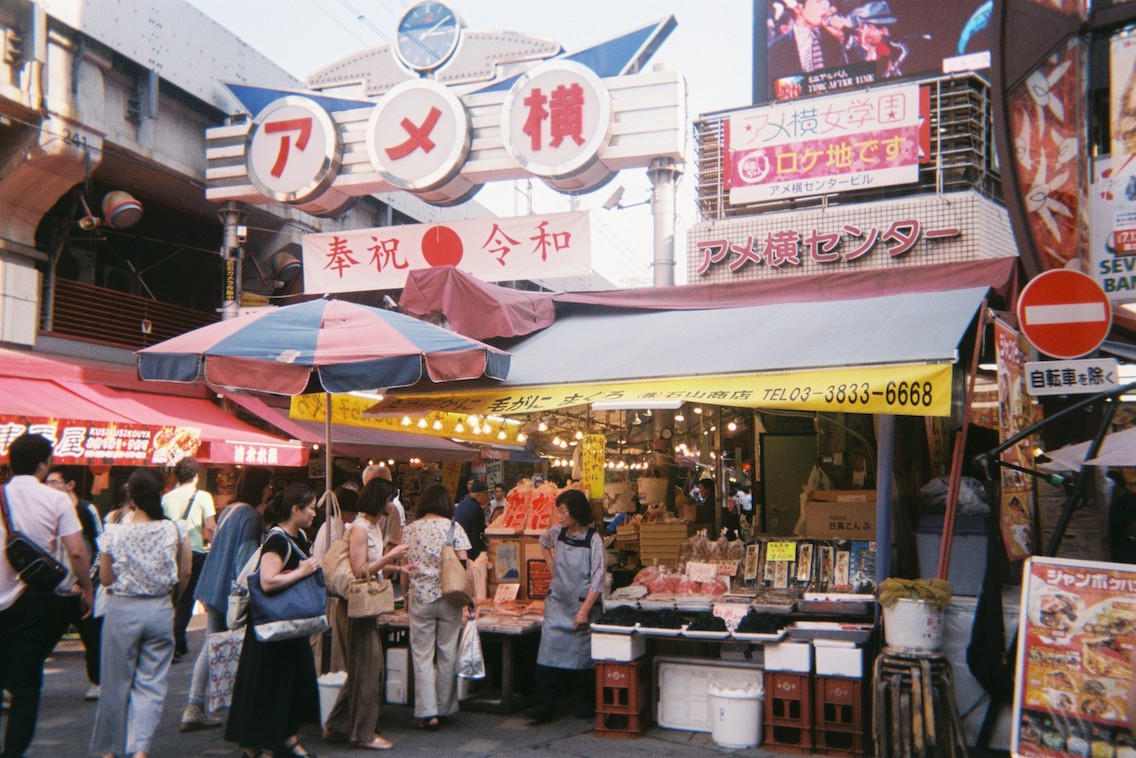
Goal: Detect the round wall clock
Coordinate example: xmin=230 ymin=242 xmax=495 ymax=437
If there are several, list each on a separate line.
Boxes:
xmin=395 ymin=1 xmax=463 ymax=72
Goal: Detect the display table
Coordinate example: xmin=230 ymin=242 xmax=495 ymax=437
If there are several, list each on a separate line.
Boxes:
xmin=374 ymin=610 xmax=542 ymax=715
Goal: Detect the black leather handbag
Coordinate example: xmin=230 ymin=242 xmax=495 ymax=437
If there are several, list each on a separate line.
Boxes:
xmin=0 ymin=486 xmax=67 ymax=592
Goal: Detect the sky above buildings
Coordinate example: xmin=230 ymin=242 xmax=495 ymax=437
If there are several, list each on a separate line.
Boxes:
xmin=185 ymin=0 xmax=755 ymax=287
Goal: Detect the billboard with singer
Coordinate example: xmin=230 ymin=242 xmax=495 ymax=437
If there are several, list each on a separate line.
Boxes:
xmin=758 ymin=0 xmax=991 ymax=102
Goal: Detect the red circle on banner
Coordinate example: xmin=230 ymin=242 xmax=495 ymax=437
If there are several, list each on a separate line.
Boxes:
xmin=421 ymin=225 xmax=463 ymax=267
xmin=1016 ymin=270 xmax=1112 ymax=359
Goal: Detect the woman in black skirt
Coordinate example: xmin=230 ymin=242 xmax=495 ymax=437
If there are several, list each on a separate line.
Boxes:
xmin=226 ymin=485 xmax=322 ymax=758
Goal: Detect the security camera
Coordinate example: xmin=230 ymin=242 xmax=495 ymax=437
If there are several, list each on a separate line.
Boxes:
xmin=236 ymin=225 xmax=248 ymax=243
xmin=601 ymin=186 xmax=625 ymax=211
xmin=382 ymin=295 xmax=398 ymax=310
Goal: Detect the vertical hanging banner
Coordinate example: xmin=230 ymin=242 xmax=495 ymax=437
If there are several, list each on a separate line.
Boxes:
xmin=995 ymin=317 xmax=1042 ymax=562
xmin=301 ymin=211 xmax=591 ymax=294
xmin=580 ymin=434 xmax=606 ymax=502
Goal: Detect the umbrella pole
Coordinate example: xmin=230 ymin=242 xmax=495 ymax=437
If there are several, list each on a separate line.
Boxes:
xmin=325 ymin=391 xmax=333 ymax=497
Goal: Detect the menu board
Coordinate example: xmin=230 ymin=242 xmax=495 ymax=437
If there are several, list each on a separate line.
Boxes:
xmin=1013 ymin=556 xmax=1136 ymax=756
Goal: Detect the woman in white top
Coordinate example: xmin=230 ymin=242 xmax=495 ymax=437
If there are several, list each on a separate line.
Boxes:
xmin=90 ymin=469 xmax=191 ymax=758
xmin=324 ymin=478 xmax=410 ymax=751
xmin=403 ymin=484 xmax=472 ymax=731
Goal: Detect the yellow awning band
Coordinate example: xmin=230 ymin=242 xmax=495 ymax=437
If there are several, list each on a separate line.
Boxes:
xmin=369 ymin=363 xmax=954 ymax=417
xmin=288 ymin=394 xmax=520 ymax=443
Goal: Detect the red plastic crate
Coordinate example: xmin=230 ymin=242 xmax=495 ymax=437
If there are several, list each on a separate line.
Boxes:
xmin=595 ymin=659 xmax=648 ymax=715
xmin=814 ymin=676 xmax=868 ymax=732
xmin=814 ymin=728 xmax=868 ymax=756
xmin=595 ymin=711 xmax=645 ymax=739
xmin=765 ymin=671 xmax=814 ymax=728
xmin=764 ymin=722 xmax=814 ymax=753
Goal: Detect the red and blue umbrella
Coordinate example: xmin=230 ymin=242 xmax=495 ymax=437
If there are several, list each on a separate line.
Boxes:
xmin=137 ymin=298 xmax=510 ymax=395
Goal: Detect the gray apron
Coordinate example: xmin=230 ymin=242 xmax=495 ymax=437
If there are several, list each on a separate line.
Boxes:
xmin=536 ymin=528 xmax=598 ymax=670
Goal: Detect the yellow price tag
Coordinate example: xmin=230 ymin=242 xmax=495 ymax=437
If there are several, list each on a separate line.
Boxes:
xmin=766 ymin=542 xmax=797 ymax=562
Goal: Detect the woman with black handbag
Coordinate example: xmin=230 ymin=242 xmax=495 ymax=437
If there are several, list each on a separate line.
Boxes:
xmin=225 ymin=485 xmax=322 ymax=758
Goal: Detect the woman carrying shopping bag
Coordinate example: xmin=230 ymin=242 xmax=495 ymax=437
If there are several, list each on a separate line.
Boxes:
xmin=225 ymin=485 xmax=322 ymax=758
xmin=90 ymin=469 xmax=192 ymax=758
xmin=403 ymin=485 xmax=472 ymax=730
xmin=323 ymin=477 xmax=410 ymax=750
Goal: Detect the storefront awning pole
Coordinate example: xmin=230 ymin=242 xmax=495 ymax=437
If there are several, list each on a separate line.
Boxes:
xmin=324 ymin=391 xmax=333 ymax=496
xmin=876 ymin=414 xmax=896 ymax=584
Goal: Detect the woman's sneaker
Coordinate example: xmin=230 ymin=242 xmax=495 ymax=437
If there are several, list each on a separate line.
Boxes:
xmin=180 ymin=704 xmax=222 ymax=731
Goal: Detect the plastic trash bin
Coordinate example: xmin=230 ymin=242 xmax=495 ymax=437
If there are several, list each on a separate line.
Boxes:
xmin=707 ymin=682 xmax=763 ymax=748
xmin=317 ymin=671 xmax=347 ymax=726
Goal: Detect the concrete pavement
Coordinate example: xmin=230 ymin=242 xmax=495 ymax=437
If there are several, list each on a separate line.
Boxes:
xmin=21 ymin=621 xmax=777 ymax=757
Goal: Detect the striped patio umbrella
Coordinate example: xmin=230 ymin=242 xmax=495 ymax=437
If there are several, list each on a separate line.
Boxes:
xmin=137 ymin=298 xmax=510 ymax=395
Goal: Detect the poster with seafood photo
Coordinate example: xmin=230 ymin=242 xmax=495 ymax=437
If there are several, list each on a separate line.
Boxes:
xmin=1012 ymin=556 xmax=1136 ymax=757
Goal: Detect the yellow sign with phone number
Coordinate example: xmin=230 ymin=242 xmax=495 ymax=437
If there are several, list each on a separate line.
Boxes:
xmin=373 ymin=363 xmax=954 ymax=417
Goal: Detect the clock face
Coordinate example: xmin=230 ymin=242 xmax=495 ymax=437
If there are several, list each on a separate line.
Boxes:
xmin=396 ymin=1 xmax=461 ymax=72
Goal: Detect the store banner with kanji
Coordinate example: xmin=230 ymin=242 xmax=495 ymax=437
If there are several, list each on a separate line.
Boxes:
xmin=995 ymin=317 xmax=1041 ymax=562
xmin=0 ymin=417 xmax=201 ymax=466
xmin=727 ymin=84 xmax=925 ymax=204
xmin=301 ymin=211 xmax=591 ymax=294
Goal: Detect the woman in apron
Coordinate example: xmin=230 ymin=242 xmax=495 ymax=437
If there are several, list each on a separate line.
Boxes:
xmin=526 ymin=489 xmax=606 ymax=724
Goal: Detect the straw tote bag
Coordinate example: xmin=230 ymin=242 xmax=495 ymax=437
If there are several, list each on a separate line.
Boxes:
xmin=440 ymin=520 xmax=473 ymax=607
xmin=346 ymin=572 xmax=394 ymax=618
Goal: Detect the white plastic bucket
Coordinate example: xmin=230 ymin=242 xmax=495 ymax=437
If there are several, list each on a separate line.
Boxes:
xmin=883 ymin=598 xmax=944 ymax=652
xmin=317 ymin=671 xmax=347 ymax=726
xmin=707 ymin=683 xmax=763 ymax=748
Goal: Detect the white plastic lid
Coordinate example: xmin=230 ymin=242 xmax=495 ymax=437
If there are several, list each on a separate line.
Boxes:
xmin=707 ymin=682 xmax=763 ymax=698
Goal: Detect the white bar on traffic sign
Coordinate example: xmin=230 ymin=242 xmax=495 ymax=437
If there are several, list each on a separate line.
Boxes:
xmin=1024 ymin=358 xmax=1119 ymax=396
xmin=1023 ymin=303 xmax=1109 ymax=325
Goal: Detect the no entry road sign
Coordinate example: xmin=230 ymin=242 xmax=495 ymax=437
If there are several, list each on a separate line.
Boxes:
xmin=1016 ymin=270 xmax=1112 ymax=359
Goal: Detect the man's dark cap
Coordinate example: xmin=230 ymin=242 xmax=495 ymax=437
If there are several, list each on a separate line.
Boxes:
xmin=470 ymin=480 xmax=489 ymax=493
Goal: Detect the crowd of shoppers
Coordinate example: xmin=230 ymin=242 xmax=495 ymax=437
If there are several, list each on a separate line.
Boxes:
xmin=0 ymin=443 xmax=606 ymax=757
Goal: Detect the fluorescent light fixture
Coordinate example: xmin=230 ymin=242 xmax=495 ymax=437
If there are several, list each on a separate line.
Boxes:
xmin=347 ymin=390 xmax=385 ymax=402
xmin=591 ymin=399 xmax=684 ymax=410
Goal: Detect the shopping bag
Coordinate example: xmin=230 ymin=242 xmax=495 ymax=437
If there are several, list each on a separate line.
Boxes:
xmin=247 ymin=530 xmax=328 ymax=642
xmin=205 ymin=629 xmax=244 ymax=713
xmin=441 ymin=520 xmax=473 ymax=607
xmin=456 ymin=619 xmax=485 ymax=680
xmin=226 ymin=544 xmax=263 ymax=631
xmin=322 ymin=536 xmax=353 ymax=599
xmin=345 ymin=573 xmax=394 ymax=618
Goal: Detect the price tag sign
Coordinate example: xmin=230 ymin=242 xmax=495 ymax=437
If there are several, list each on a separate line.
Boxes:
xmin=714 ymin=560 xmax=740 ymax=576
xmin=494 ymin=583 xmax=520 ymax=604
xmin=712 ymin=602 xmax=750 ymax=632
xmin=766 ymin=542 xmax=798 ymax=562
xmin=686 ymin=562 xmax=718 ymax=582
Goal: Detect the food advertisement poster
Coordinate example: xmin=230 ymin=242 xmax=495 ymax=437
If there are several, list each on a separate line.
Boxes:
xmin=995 ymin=317 xmax=1040 ymax=561
xmin=0 ymin=417 xmax=201 ymax=466
xmin=1012 ymin=556 xmax=1136 ymax=756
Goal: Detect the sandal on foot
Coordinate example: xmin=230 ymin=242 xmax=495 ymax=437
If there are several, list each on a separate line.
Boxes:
xmin=418 ymin=717 xmax=440 ymax=731
xmin=360 ymin=735 xmax=394 ymax=750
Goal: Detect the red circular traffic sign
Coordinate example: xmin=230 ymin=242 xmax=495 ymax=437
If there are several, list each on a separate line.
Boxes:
xmin=1016 ymin=270 xmax=1112 ymax=359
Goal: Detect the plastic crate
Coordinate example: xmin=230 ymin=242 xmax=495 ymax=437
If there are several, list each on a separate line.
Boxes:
xmin=814 ymin=676 xmax=870 ymax=756
xmin=595 ymin=711 xmax=645 ymax=739
xmin=765 ymin=671 xmax=813 ymax=728
xmin=763 ymin=723 xmax=814 ymax=753
xmin=595 ymin=659 xmax=648 ymax=716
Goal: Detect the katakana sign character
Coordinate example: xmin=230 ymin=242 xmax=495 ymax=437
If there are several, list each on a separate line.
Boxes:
xmin=483 ymin=224 xmax=521 ymax=265
xmin=728 ymin=236 xmax=763 ymax=272
xmin=763 ymin=230 xmax=801 ymax=267
xmin=368 ymin=236 xmax=409 ymax=273
xmin=804 ymin=228 xmax=841 ymax=263
xmin=263 ymin=117 xmax=312 ymax=178
xmin=522 ymin=87 xmax=549 ymax=151
xmin=548 ymin=83 xmax=585 ymax=148
xmin=530 ymin=220 xmax=571 ymax=261
xmin=385 ymin=106 xmax=442 ymax=160
xmin=695 ymin=240 xmax=730 ymax=275
xmin=799 ymin=147 xmax=824 ymax=173
xmin=323 ymin=236 xmax=360 ymax=278
xmin=776 ymin=152 xmax=798 ymax=174
xmin=842 ymin=224 xmax=880 ymax=261
xmin=882 ymin=220 xmax=921 ymax=257
xmin=0 ymin=422 xmax=27 ymax=455
xmin=924 ymin=226 xmax=961 ymax=240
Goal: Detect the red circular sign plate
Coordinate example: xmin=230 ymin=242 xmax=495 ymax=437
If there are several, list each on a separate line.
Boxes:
xmin=1016 ymin=270 xmax=1112 ymax=359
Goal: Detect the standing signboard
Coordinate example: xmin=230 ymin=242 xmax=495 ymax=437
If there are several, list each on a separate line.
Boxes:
xmin=1012 ymin=556 xmax=1136 ymax=756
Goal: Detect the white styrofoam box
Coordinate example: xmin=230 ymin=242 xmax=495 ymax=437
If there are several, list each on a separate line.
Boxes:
xmin=591 ymin=632 xmax=646 ymax=662
xmin=385 ymin=671 xmax=407 ymax=704
xmin=764 ymin=641 xmax=813 ymax=672
xmin=386 ymin=647 xmax=409 ymax=675
xmin=813 ymin=640 xmax=864 ymax=678
xmin=655 ymin=656 xmax=763 ymax=733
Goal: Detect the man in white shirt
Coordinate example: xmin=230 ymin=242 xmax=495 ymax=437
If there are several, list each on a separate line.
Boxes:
xmin=0 ymin=433 xmax=93 ymax=757
xmin=160 ymin=457 xmax=215 ymax=660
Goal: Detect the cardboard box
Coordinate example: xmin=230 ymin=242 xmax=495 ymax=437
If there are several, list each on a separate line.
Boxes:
xmin=813 ymin=640 xmax=865 ymax=678
xmin=764 ymin=641 xmax=813 ymax=672
xmin=803 ymin=492 xmax=877 ymax=539
xmin=591 ymin=632 xmax=647 ymax=662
